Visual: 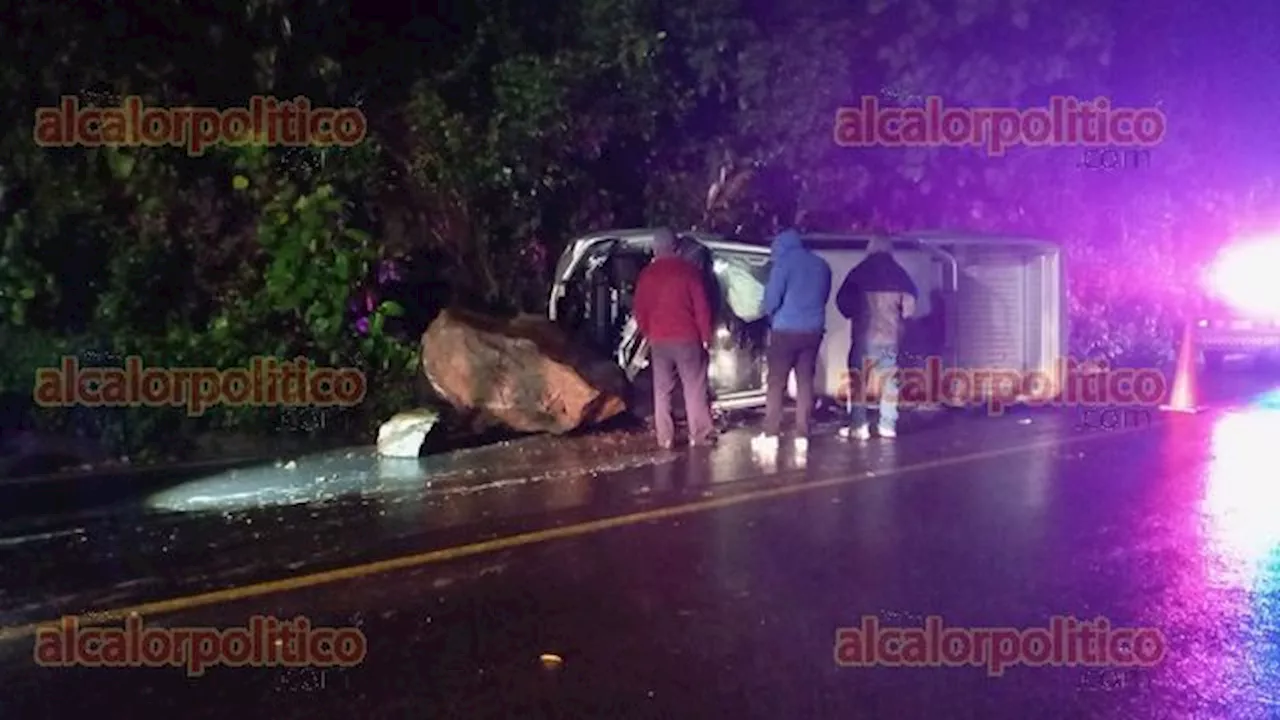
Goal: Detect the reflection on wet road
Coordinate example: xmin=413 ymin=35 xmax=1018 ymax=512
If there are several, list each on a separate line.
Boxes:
xmin=1 ymin=373 xmax=1279 ymax=718
xmin=0 ymin=412 xmax=1075 ymax=627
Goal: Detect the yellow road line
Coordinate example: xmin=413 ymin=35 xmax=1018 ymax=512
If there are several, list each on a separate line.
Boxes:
xmin=0 ymin=422 xmax=1160 ymax=642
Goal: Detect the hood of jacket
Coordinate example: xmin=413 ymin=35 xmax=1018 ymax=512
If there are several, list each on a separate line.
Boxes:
xmin=763 ymin=229 xmax=832 ymax=332
xmin=771 ymin=229 xmax=803 ymax=256
xmin=844 ymin=251 xmax=917 ymax=294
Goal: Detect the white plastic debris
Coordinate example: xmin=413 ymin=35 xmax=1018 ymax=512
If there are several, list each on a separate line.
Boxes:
xmin=377 ymin=408 xmax=440 ymax=457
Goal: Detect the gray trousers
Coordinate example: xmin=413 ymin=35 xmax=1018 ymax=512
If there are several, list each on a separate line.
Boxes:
xmin=650 ymin=342 xmax=715 ymax=445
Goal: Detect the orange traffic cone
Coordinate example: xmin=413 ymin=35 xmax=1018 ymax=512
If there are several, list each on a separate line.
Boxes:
xmin=1160 ymin=322 xmax=1202 ymax=413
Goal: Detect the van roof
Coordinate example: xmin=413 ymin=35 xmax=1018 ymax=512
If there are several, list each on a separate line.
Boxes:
xmin=560 ymin=228 xmax=1059 ymax=255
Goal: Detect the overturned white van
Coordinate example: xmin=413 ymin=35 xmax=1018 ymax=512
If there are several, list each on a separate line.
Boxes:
xmin=547 ymin=229 xmax=1066 ymax=413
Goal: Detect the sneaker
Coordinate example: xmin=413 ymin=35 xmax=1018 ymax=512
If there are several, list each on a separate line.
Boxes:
xmin=689 ymin=434 xmax=718 ymax=447
xmin=794 ymin=437 xmax=808 ymax=452
xmin=751 ymin=433 xmax=779 ymax=451
xmin=839 ymin=425 xmax=871 ymax=440
xmin=877 ymin=426 xmax=896 ymax=438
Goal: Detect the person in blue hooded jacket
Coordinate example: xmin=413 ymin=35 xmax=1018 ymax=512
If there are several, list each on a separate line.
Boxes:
xmin=752 ymin=228 xmax=832 ymax=453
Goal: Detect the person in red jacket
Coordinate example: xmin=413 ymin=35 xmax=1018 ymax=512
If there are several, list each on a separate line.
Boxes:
xmin=633 ymin=228 xmax=716 ymax=448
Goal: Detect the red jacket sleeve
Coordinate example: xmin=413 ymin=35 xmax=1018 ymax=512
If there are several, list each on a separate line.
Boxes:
xmin=689 ymin=268 xmax=712 ymax=345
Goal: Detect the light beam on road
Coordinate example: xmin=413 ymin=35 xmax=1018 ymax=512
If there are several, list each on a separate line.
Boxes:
xmin=144 ymin=450 xmax=430 ymax=513
xmin=1203 ymin=409 xmax=1280 ymax=590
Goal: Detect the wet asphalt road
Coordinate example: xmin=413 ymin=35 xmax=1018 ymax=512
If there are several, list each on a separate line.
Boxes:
xmin=2 ymin=369 xmax=1280 ymax=718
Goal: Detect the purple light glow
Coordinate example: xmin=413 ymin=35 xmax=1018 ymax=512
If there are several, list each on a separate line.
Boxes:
xmin=1205 ymin=237 xmax=1280 ymax=316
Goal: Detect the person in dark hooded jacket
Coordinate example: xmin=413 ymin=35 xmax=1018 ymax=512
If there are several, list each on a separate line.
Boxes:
xmin=836 ymin=237 xmax=917 ymax=439
xmin=752 ymin=228 xmax=832 ymax=453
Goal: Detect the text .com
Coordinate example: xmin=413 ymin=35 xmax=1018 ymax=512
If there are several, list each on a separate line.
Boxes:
xmin=834 ymin=615 xmax=1166 ymax=676
xmin=33 ymin=96 xmax=367 ymax=155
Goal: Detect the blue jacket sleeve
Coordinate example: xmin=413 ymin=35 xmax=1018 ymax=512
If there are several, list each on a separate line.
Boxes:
xmin=763 ymin=260 xmax=786 ymax=316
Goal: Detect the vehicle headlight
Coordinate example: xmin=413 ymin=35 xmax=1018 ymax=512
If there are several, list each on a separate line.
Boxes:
xmin=1206 ymin=237 xmax=1280 ymax=316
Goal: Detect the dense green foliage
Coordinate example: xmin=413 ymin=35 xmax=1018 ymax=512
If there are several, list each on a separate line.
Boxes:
xmin=2 ymin=0 xmax=1273 ymax=457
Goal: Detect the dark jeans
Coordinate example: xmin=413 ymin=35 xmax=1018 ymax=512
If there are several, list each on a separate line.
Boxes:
xmin=764 ymin=330 xmax=823 ymax=436
xmin=651 ymin=342 xmax=715 ymax=445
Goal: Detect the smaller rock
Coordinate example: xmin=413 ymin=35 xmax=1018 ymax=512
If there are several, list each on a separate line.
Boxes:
xmin=377 ymin=409 xmax=440 ymax=457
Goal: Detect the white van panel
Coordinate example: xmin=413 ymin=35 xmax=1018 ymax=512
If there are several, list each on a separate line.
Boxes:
xmin=810 ymin=248 xmax=937 ymax=398
xmin=954 ymin=248 xmax=1028 ymax=375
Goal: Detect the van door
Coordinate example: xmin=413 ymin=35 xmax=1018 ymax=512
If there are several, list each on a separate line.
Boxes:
xmin=953 ymin=246 xmax=1028 ymax=376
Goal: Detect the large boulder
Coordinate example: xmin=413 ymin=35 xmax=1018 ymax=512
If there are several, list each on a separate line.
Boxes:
xmin=420 ymin=309 xmax=628 ymax=434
